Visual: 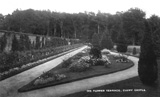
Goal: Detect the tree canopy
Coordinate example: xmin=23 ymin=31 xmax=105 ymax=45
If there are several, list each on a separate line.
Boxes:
xmin=0 ymin=8 xmax=160 ymax=45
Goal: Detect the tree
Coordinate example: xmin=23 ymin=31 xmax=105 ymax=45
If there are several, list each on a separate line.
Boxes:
xmin=0 ymin=14 xmax=4 ymax=29
xmin=116 ymin=32 xmax=127 ymax=53
xmin=100 ymin=29 xmax=113 ymax=50
xmin=138 ymin=20 xmax=158 ymax=84
xmin=91 ymin=33 xmax=100 ymax=48
xmin=122 ymin=8 xmax=146 ymax=45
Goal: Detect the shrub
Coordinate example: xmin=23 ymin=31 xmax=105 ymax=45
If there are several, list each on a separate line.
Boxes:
xmin=91 ymin=33 xmax=100 ymax=48
xmin=0 ymin=52 xmax=19 ymax=72
xmin=100 ymin=32 xmax=113 ymax=50
xmin=132 ymin=47 xmax=137 ymax=55
xmin=35 ymin=36 xmax=41 ymax=49
xmin=34 ymin=72 xmax=66 ymax=85
xmin=89 ymin=47 xmax=102 ymax=59
xmin=61 ymin=58 xmax=72 ymax=68
xmin=116 ymin=33 xmax=128 ymax=53
xmin=138 ymin=20 xmax=158 ymax=84
xmin=69 ymin=59 xmax=91 ymax=72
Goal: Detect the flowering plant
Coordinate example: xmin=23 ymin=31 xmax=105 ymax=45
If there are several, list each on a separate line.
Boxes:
xmin=69 ymin=58 xmax=91 ymax=72
xmin=33 ymin=72 xmax=67 ymax=85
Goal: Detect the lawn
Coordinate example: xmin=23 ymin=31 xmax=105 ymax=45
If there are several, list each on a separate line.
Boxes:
xmin=63 ymin=59 xmax=160 ymax=97
xmin=18 ymin=48 xmax=134 ymax=92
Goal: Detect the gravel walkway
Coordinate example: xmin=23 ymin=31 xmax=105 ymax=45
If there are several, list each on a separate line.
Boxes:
xmin=0 ymin=46 xmax=88 ymax=97
xmin=0 ymin=48 xmax=139 ymax=97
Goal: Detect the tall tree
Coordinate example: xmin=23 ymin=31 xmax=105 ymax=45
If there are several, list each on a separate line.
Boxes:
xmin=122 ymin=8 xmax=146 ymax=45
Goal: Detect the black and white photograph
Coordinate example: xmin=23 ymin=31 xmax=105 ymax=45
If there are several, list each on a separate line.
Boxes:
xmin=0 ymin=0 xmax=159 ymax=97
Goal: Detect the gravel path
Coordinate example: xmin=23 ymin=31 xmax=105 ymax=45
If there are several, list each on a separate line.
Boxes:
xmin=0 ymin=48 xmax=139 ymax=97
xmin=0 ymin=46 xmax=88 ymax=97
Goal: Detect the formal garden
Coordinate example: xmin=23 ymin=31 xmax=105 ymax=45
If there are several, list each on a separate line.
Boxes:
xmin=17 ymin=29 xmax=136 ymax=92
xmin=0 ymin=8 xmax=160 ymax=97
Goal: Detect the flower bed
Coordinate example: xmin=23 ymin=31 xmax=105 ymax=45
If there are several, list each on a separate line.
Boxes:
xmin=0 ymin=44 xmax=84 ymax=81
xmin=18 ymin=48 xmax=134 ymax=92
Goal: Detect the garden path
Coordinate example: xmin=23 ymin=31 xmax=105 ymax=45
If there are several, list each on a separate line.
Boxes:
xmin=0 ymin=48 xmax=139 ymax=97
xmin=0 ymin=46 xmax=88 ymax=97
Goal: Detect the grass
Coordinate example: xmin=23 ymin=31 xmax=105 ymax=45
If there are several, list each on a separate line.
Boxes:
xmin=18 ymin=50 xmax=134 ymax=92
xmin=63 ymin=54 xmax=160 ymax=97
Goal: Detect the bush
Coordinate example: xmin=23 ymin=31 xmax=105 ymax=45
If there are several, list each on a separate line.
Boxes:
xmin=100 ymin=32 xmax=113 ymax=50
xmin=138 ymin=20 xmax=158 ymax=84
xmin=91 ymin=33 xmax=100 ymax=48
xmin=0 ymin=52 xmax=19 ymax=72
xmin=132 ymin=47 xmax=137 ymax=55
xmin=116 ymin=33 xmax=127 ymax=53
xmin=61 ymin=58 xmax=72 ymax=68
xmin=89 ymin=47 xmax=102 ymax=59
xmin=69 ymin=59 xmax=91 ymax=72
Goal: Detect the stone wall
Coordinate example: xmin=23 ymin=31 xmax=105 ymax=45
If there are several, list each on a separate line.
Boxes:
xmin=0 ymin=30 xmax=71 ymax=53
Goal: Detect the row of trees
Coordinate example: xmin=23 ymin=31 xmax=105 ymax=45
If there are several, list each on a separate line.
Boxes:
xmin=0 ymin=8 xmax=160 ymax=45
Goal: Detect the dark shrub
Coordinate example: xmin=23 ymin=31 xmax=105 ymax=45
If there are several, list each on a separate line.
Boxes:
xmin=91 ymin=33 xmax=100 ymax=48
xmin=89 ymin=47 xmax=102 ymax=59
xmin=116 ymin=33 xmax=128 ymax=53
xmin=100 ymin=32 xmax=113 ymax=50
xmin=138 ymin=20 xmax=158 ymax=84
xmin=61 ymin=58 xmax=72 ymax=68
xmin=132 ymin=47 xmax=137 ymax=55
xmin=0 ymin=52 xmax=19 ymax=72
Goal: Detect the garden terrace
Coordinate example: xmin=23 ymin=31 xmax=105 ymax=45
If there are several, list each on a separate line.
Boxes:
xmin=18 ymin=47 xmax=134 ymax=92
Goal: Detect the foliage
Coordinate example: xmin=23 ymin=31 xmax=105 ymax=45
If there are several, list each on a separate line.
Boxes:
xmin=90 ymin=55 xmax=111 ymax=66
xmin=19 ymin=35 xmax=31 ymax=51
xmin=69 ymin=58 xmax=91 ymax=72
xmin=122 ymin=8 xmax=146 ymax=45
xmin=61 ymin=58 xmax=72 ymax=68
xmin=132 ymin=47 xmax=137 ymax=55
xmin=116 ymin=33 xmax=128 ymax=53
xmin=1 ymin=8 xmax=160 ymax=48
xmin=12 ymin=35 xmax=19 ymax=51
xmin=0 ymin=52 xmax=19 ymax=72
xmin=0 ymin=34 xmax=7 ymax=52
xmin=0 ymin=44 xmax=83 ymax=74
xmin=91 ymin=33 xmax=100 ymax=48
xmin=34 ymin=72 xmax=67 ymax=85
xmin=100 ymin=31 xmax=113 ymax=50
xmin=138 ymin=20 xmax=158 ymax=84
xmin=89 ymin=47 xmax=102 ymax=59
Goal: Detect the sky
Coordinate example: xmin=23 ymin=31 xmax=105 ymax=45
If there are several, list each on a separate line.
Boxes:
xmin=0 ymin=0 xmax=160 ymax=18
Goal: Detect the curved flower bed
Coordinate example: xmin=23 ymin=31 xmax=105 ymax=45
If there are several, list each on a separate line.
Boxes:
xmin=18 ymin=48 xmax=134 ymax=92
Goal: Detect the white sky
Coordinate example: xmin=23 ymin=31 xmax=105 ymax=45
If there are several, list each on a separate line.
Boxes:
xmin=0 ymin=0 xmax=160 ymax=18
